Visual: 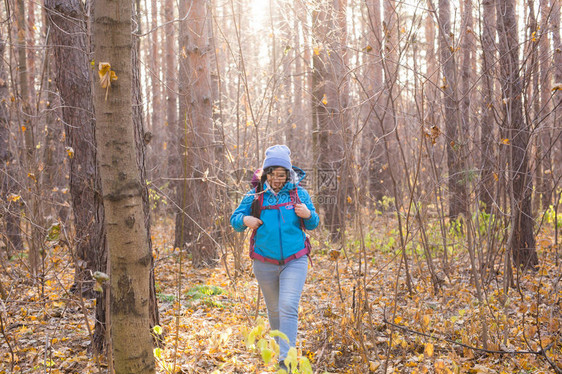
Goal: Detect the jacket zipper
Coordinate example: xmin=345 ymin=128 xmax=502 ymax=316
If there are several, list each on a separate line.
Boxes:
xmin=277 ymin=198 xmax=284 ymax=262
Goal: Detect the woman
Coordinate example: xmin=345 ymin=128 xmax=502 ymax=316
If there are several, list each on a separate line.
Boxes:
xmin=230 ymin=145 xmax=319 ymax=371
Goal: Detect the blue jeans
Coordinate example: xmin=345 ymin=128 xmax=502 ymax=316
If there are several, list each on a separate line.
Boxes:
xmin=253 ymin=256 xmax=308 ymax=361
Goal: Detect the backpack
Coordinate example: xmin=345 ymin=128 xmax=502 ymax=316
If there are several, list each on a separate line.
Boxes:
xmin=248 ymin=169 xmax=312 ymax=265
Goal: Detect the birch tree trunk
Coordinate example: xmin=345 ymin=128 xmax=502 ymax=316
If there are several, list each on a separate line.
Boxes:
xmin=92 ymin=0 xmax=155 ymax=370
xmin=496 ymin=0 xmax=538 ymax=270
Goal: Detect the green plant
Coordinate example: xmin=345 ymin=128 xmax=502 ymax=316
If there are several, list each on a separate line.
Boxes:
xmin=381 ymin=195 xmax=395 ymax=212
xmin=157 ymin=293 xmax=176 ymax=303
xmin=185 ymin=285 xmax=226 ymax=309
xmin=152 ymin=325 xmax=173 ymax=373
xmin=241 ymin=318 xmax=315 ymax=374
xmin=545 ymin=205 xmax=562 ymax=229
xmin=147 ymin=181 xmax=168 ymax=211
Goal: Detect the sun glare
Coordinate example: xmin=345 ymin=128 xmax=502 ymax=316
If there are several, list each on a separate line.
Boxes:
xmin=248 ymin=0 xmax=270 ymax=31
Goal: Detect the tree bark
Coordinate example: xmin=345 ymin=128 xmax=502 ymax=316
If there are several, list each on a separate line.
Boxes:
xmin=437 ymin=0 xmax=468 ymax=221
xmin=363 ymin=0 xmax=388 ymax=203
xmin=553 ymin=0 xmax=562 ymax=179
xmin=537 ymin=0 xmax=553 ymax=208
xmin=0 ymin=31 xmax=23 ymax=255
xmin=132 ymin=0 xmax=161 ymax=331
xmin=479 ymin=0 xmax=497 ymax=213
xmin=496 ymin=0 xmax=538 ymax=270
xmin=16 ymin=0 xmax=41 ymax=275
xmin=312 ymin=0 xmax=349 ymax=242
xmin=44 ymin=0 xmax=109 ymax=351
xmin=176 ymin=0 xmax=218 ymax=266
xmin=92 ymin=0 xmax=156 ymax=370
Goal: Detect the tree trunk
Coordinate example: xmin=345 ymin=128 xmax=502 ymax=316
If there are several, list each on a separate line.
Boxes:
xmin=460 ymin=0 xmax=473 ymax=197
xmin=44 ymin=0 xmax=109 ymax=351
xmin=496 ymin=0 xmax=538 ymax=270
xmin=132 ymin=0 xmax=161 ymax=331
xmin=164 ymin=0 xmax=178 ymax=219
xmin=363 ymin=0 xmax=387 ymax=203
xmin=312 ymin=0 xmax=349 ymax=242
xmin=437 ymin=0 xmax=468 ymax=222
xmin=92 ymin=0 xmax=156 ymax=370
xmin=537 ymin=0 xmax=553 ymax=208
xmin=479 ymin=0 xmax=496 ymax=213
xmin=0 ymin=31 xmax=23 ymax=255
xmin=176 ymin=0 xmax=218 ymax=266
xmin=16 ymin=0 xmax=41 ymax=275
xmin=553 ymin=0 xmax=562 ymax=180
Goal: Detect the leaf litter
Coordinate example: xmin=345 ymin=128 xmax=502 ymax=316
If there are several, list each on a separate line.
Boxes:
xmin=0 ymin=215 xmax=561 ymax=373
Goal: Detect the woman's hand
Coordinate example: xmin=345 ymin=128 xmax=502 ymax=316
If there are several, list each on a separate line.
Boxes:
xmin=294 ymin=204 xmax=311 ymax=219
xmin=243 ymin=216 xmax=263 ymax=229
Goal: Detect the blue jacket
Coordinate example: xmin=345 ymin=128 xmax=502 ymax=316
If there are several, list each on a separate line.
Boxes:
xmin=230 ymin=167 xmax=319 ymax=261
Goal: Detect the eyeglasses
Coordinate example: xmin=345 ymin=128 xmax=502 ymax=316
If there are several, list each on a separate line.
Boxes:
xmin=268 ymin=172 xmax=287 ymax=180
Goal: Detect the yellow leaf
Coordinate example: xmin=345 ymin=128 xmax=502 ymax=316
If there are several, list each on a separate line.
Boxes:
xmin=313 ymin=46 xmax=321 ymax=55
xmin=394 ymin=316 xmax=402 ymax=324
xmin=8 ymin=193 xmax=21 ymax=202
xmin=322 ymin=94 xmax=328 ymax=105
xmin=153 ymin=347 xmax=163 ymax=359
xmin=28 ymin=173 xmax=37 ymax=183
xmin=347 ymin=196 xmax=352 ymax=204
xmin=98 ymin=62 xmax=118 ymax=100
xmin=424 ymin=342 xmax=434 ymax=357
xmin=21 ymin=125 xmax=26 ymax=132
xmin=501 ymin=138 xmax=510 ymax=145
xmin=493 ymin=172 xmax=499 ymax=181
xmin=65 ymin=147 xmax=74 ymax=159
xmin=422 ymin=314 xmax=430 ymax=328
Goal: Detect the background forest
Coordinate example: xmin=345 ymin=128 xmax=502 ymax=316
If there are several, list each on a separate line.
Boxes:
xmin=0 ymin=0 xmax=561 ymax=373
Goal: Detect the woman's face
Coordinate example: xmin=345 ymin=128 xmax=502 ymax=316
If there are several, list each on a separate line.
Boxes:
xmin=266 ymin=167 xmax=288 ymax=192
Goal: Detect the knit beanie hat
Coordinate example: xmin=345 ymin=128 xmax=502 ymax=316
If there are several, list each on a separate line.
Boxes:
xmin=262 ymin=145 xmax=292 ymax=170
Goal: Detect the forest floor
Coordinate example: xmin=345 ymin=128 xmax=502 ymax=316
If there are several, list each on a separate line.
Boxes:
xmin=1 ymin=214 xmax=561 ymax=374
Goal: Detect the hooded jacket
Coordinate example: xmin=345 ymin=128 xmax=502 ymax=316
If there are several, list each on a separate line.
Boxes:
xmin=230 ymin=167 xmax=319 ymax=261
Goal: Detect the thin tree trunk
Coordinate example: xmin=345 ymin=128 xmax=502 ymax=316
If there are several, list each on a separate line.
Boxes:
xmin=0 ymin=31 xmax=23 ymax=255
xmin=164 ymin=0 xmax=178 ymax=220
xmin=15 ymin=0 xmax=41 ymax=275
xmin=364 ymin=0 xmax=387 ymax=203
xmin=479 ymin=0 xmax=496 ymax=213
xmin=553 ymin=0 xmax=562 ymax=183
xmin=538 ymin=0 xmax=553 ymax=208
xmin=92 ymin=0 xmax=155 ymax=370
xmin=437 ymin=0 xmax=468 ymax=221
xmin=496 ymin=0 xmax=538 ymax=270
xmin=312 ymin=0 xmax=348 ymax=242
xmin=176 ymin=0 xmax=218 ymax=267
xmin=132 ymin=0 xmax=161 ymax=331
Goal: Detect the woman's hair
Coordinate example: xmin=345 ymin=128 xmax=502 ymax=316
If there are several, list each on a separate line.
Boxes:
xmin=250 ymin=166 xmax=288 ymax=218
